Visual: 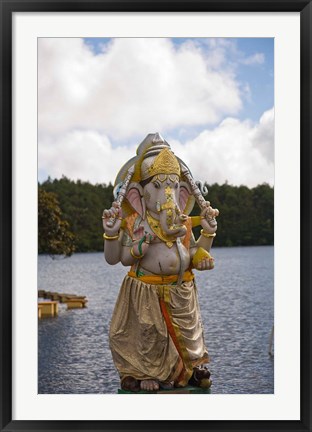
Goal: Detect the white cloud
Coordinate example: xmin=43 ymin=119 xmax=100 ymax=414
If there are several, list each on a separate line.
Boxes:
xmin=240 ymin=52 xmax=265 ymax=65
xmin=252 ymin=108 xmax=274 ymax=162
xmin=169 ymin=108 xmax=274 ymax=188
xmin=191 ymin=39 xmax=265 ymax=69
xmin=38 ymin=38 xmax=273 ymax=188
xmin=39 ymin=108 xmax=274 ymax=188
xmin=38 ymin=130 xmax=134 ymax=185
xmin=38 ymin=38 xmax=243 ymax=139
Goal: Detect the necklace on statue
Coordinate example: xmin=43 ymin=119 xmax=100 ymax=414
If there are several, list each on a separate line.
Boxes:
xmin=146 ymin=211 xmax=176 ymax=248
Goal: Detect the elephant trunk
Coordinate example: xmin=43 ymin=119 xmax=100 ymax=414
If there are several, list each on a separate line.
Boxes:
xmin=158 ymin=186 xmax=187 ymax=238
xmin=159 ymin=210 xmax=187 ymax=237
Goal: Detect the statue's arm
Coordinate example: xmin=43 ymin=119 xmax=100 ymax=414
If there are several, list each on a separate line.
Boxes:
xmin=195 ymin=233 xmax=215 ymax=253
xmin=120 ymin=244 xmax=135 ymax=266
xmin=189 ymin=204 xmax=218 ymax=271
xmin=103 ymin=232 xmax=122 ymax=265
xmin=102 ymin=202 xmax=123 ymax=265
xmin=104 ymin=230 xmax=141 ymax=267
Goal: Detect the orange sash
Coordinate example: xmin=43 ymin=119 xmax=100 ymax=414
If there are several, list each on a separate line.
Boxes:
xmin=127 ymin=270 xmax=194 ymax=285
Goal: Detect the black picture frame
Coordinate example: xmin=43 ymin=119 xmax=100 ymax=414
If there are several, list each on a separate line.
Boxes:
xmin=1 ymin=1 xmax=311 ymax=431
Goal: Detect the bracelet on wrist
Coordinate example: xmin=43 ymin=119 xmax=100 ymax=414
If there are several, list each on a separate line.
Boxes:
xmin=130 ymin=246 xmax=144 ymax=259
xmin=200 ymin=229 xmax=216 ymax=239
xmin=103 ymin=232 xmax=120 ymax=240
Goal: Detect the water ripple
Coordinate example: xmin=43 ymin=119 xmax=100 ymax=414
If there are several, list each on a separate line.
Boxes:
xmin=38 ymin=246 xmax=274 ymax=394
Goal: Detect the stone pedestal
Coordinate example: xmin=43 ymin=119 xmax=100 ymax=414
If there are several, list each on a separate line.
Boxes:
xmin=118 ymin=385 xmax=211 ymax=394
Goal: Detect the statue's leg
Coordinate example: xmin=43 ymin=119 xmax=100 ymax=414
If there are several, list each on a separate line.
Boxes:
xmin=121 ymin=376 xmax=141 ymax=392
xmin=159 ymin=280 xmax=211 ymax=389
xmin=121 ymin=377 xmax=173 ymax=392
xmin=159 ymin=380 xmax=174 ymax=390
xmin=140 ymin=380 xmax=159 ymax=391
xmin=111 ymin=277 xmax=179 ymax=391
xmin=140 ymin=379 xmax=174 ymax=391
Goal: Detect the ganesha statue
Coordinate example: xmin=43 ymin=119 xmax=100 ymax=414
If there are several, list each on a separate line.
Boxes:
xmin=102 ymin=133 xmax=219 ymax=392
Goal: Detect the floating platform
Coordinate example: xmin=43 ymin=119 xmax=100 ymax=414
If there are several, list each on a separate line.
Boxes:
xmin=38 ymin=290 xmax=88 ymax=318
xmin=118 ymin=385 xmax=211 ymax=394
xmin=66 ymin=298 xmax=87 ymax=309
xmin=38 ymin=301 xmax=58 ymax=318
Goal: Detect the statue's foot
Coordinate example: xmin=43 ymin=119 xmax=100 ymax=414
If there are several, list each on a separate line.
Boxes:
xmin=121 ymin=376 xmax=141 ymax=392
xmin=188 ymin=365 xmax=212 ymax=389
xmin=140 ymin=379 xmax=159 ymax=391
xmin=159 ymin=380 xmax=174 ymax=390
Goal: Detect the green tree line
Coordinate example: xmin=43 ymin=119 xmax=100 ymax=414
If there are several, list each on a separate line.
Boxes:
xmin=38 ymin=177 xmax=273 ymax=255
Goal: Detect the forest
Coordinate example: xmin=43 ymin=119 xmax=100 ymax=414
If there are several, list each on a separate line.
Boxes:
xmin=38 ymin=176 xmax=274 ymax=255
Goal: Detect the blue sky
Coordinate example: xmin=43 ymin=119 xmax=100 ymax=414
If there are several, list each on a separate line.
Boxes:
xmin=38 ymin=37 xmax=274 ymax=186
xmin=233 ymin=38 xmax=274 ymax=121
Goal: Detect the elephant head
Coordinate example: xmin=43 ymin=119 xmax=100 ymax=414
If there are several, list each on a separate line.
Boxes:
xmin=125 ymin=145 xmax=192 ymax=239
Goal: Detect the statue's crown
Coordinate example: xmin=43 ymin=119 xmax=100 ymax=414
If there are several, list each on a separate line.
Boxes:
xmin=146 ymin=148 xmax=181 ymax=179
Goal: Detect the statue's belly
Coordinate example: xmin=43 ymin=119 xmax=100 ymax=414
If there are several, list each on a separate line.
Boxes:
xmin=139 ymin=241 xmax=191 ymax=275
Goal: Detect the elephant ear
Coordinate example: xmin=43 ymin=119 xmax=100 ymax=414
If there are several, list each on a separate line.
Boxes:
xmin=126 ymin=183 xmax=146 ymax=218
xmin=179 ymin=182 xmax=195 ymax=215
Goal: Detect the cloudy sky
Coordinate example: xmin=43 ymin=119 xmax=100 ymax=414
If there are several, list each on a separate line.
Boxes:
xmin=38 ymin=37 xmax=274 ymax=187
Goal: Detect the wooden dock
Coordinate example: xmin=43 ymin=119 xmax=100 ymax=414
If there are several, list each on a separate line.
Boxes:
xmin=38 ymin=301 xmax=58 ymax=318
xmin=38 ymin=290 xmax=88 ymax=318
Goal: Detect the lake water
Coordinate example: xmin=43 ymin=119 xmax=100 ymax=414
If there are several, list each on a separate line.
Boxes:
xmin=38 ymin=246 xmax=274 ymax=394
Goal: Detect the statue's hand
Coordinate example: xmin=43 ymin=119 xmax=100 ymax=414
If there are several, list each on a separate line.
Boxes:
xmin=102 ymin=202 xmax=122 ymax=236
xmin=192 ymin=247 xmax=215 ymax=271
xmin=200 ymin=203 xmax=218 ymax=234
xmin=132 ymin=226 xmax=155 ymax=257
xmin=194 ymin=256 xmax=215 ymax=271
xmin=178 ymin=213 xmax=188 ymax=224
